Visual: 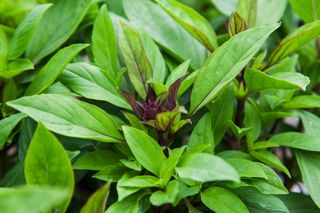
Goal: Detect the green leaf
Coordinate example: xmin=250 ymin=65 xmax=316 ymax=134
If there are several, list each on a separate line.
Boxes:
xmin=123 ymin=112 xmax=147 ymax=131
xmin=26 ymin=0 xmax=91 ymax=62
xmin=160 ymin=147 xmax=186 ymax=184
xmin=201 ymin=187 xmax=249 ymax=213
xmin=157 ymin=0 xmax=218 ymax=51
xmin=92 ymin=4 xmax=118 ymax=78
xmin=227 ymin=120 xmax=252 ymax=141
xmin=93 ymin=164 xmax=128 ymax=182
xmin=250 ymin=150 xmax=291 ymax=177
xmin=118 ymin=175 xmax=161 ymax=188
xmin=210 ymin=0 xmax=238 ymax=16
xmin=238 ymin=0 xmax=257 ymax=27
xmin=190 ymin=24 xmax=279 ymax=114
xmin=60 ymin=62 xmax=131 ymax=109
xmin=105 ymin=192 xmax=146 ymax=213
xmin=268 ymin=132 xmax=320 ymax=151
xmin=244 ymin=68 xmax=310 ymax=91
xmin=25 ymin=44 xmax=88 ymax=96
xmin=0 ymin=186 xmax=69 ymax=213
xmin=224 ymin=158 xmax=267 ymax=179
xmin=119 ymin=22 xmax=153 ymax=98
xmin=0 ymin=27 xmax=8 ymax=71
xmin=80 ymin=183 xmax=110 ymax=213
xmin=255 ymin=0 xmax=287 ymax=26
xmin=244 ymin=99 xmax=261 ymax=146
xmin=209 ymin=84 xmax=235 ymax=144
xmin=0 ymin=58 xmax=34 ymax=79
xmin=235 ymin=188 xmax=289 ymax=212
xmin=8 ymin=4 xmax=52 ymax=60
xmin=73 ymin=150 xmax=119 ymax=170
xmin=123 ymin=0 xmax=208 ymax=69
xmin=24 ymin=123 xmax=74 ymax=212
xmin=289 ymin=0 xmax=320 ymax=23
xmin=0 ymin=162 xmax=25 ymax=187
xmin=117 ymin=172 xmax=141 ymax=201
xmin=188 ymin=113 xmax=214 ymax=153
xmin=279 ymin=193 xmax=320 ymax=213
xmin=228 ymin=12 xmax=247 ymax=37
xmin=299 ymin=111 xmax=320 ymax=136
xmin=267 ymin=20 xmax=320 ymax=67
xmin=166 ymin=60 xmax=190 ymax=86
xmin=296 ymin=150 xmax=320 ymax=208
xmin=0 ymin=113 xmax=26 ymax=148
xmin=122 ymin=126 xmax=166 ymax=176
xmin=176 ymin=153 xmax=240 ymax=183
xmin=8 ymin=94 xmax=122 ymax=142
xmin=281 ymin=95 xmax=320 ymax=109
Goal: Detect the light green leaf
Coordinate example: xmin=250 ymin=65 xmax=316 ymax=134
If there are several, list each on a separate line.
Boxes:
xmin=244 ymin=99 xmax=261 ymax=146
xmin=0 ymin=27 xmax=8 ymax=71
xmin=123 ymin=0 xmax=208 ymax=69
xmin=244 ymin=68 xmax=310 ymax=91
xmin=8 ymin=4 xmax=52 ymax=60
xmin=105 ymin=192 xmax=145 ymax=213
xmin=118 ymin=175 xmax=161 ymax=188
xmin=176 ymin=153 xmax=240 ymax=183
xmin=73 ymin=150 xmax=119 ymax=170
xmin=224 ymin=158 xmax=267 ymax=179
xmin=255 ymin=0 xmax=287 ymax=26
xmin=93 ymin=164 xmax=128 ymax=182
xmin=299 ymin=111 xmax=320 ymax=136
xmin=188 ymin=113 xmax=214 ymax=153
xmin=250 ymin=150 xmax=291 ymax=177
xmin=157 ymin=0 xmax=218 ymax=51
xmin=25 ymin=123 xmax=74 ymax=213
xmin=166 ymin=60 xmax=190 ymax=86
xmin=201 ymin=187 xmax=249 ymax=213
xmin=295 ymin=150 xmax=320 ymax=208
xmin=25 ymin=44 xmax=88 ymax=96
xmin=281 ymin=95 xmax=320 ymax=109
xmin=60 ymin=62 xmax=131 ymax=109
xmin=119 ymin=22 xmax=153 ymax=98
xmin=190 ymin=24 xmax=279 ymax=114
xmin=122 ymin=126 xmax=166 ymax=176
xmin=0 ymin=59 xmax=34 ymax=79
xmin=26 ymin=0 xmax=91 ymax=62
xmin=92 ymin=4 xmax=118 ymax=78
xmin=267 ymin=20 xmax=320 ymax=67
xmin=80 ymin=183 xmax=110 ymax=213
xmin=289 ymin=0 xmax=320 ymax=23
xmin=0 ymin=186 xmax=68 ymax=213
xmin=268 ymin=132 xmax=320 ymax=151
xmin=0 ymin=113 xmax=26 ymax=148
xmin=8 ymin=94 xmax=122 ymax=142
xmin=210 ymin=0 xmax=238 ymax=16
xmin=238 ymin=0 xmax=257 ymax=27
xmin=227 ymin=120 xmax=252 ymax=141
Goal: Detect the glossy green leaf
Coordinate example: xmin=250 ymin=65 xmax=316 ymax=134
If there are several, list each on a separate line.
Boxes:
xmin=93 ymin=164 xmax=128 ymax=182
xmin=244 ymin=99 xmax=261 ymax=146
xmin=123 ymin=0 xmax=208 ymax=69
xmin=60 ymin=62 xmax=131 ymax=109
xmin=157 ymin=0 xmax=218 ymax=51
xmin=122 ymin=126 xmax=166 ymax=176
xmin=73 ymin=150 xmax=119 ymax=170
xmin=289 ymin=0 xmax=320 ymax=23
xmin=244 ymin=68 xmax=310 ymax=91
xmin=92 ymin=4 xmax=118 ymax=78
xmin=224 ymin=158 xmax=267 ymax=179
xmin=238 ymin=0 xmax=257 ymax=27
xmin=296 ymin=150 xmax=320 ymax=208
xmin=0 ymin=27 xmax=7 ymax=71
xmin=0 ymin=59 xmax=34 ymax=79
xmin=119 ymin=22 xmax=153 ymax=98
xmin=0 ymin=186 xmax=68 ymax=213
xmin=176 ymin=153 xmax=240 ymax=183
xmin=26 ymin=0 xmax=91 ymax=62
xmin=8 ymin=4 xmax=52 ymax=60
xmin=235 ymin=188 xmax=289 ymax=212
xmin=267 ymin=20 xmax=320 ymax=67
xmin=190 ymin=24 xmax=279 ymax=114
xmin=118 ymin=175 xmax=161 ymax=188
xmin=166 ymin=60 xmax=190 ymax=86
xmin=8 ymin=94 xmax=122 ymax=142
xmin=80 ymin=183 xmax=110 ymax=213
xmin=25 ymin=123 xmax=74 ymax=212
xmin=0 ymin=113 xmax=26 ymax=148
xmin=281 ymin=95 xmax=320 ymax=109
xmin=105 ymin=192 xmax=146 ymax=213
xmin=268 ymin=132 xmax=320 ymax=151
xmin=25 ymin=44 xmax=88 ymax=96
xmin=188 ymin=113 xmax=214 ymax=153
xmin=201 ymin=187 xmax=249 ymax=213
xmin=250 ymin=150 xmax=291 ymax=177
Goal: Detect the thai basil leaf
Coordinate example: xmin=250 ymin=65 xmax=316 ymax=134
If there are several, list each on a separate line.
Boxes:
xmin=0 ymin=59 xmax=34 ymax=79
xmin=156 ymin=0 xmax=218 ymax=51
xmin=26 ymin=0 xmax=91 ymax=62
xmin=8 ymin=94 xmax=123 ymax=142
xmin=0 ymin=113 xmax=26 ymax=148
xmin=8 ymin=4 xmax=52 ymax=60
xmin=289 ymin=0 xmax=320 ymax=23
xmin=92 ymin=4 xmax=118 ymax=78
xmin=25 ymin=44 xmax=88 ymax=96
xmin=24 ymin=123 xmax=74 ymax=213
xmin=60 ymin=62 xmax=131 ymax=109
xmin=80 ymin=183 xmax=110 ymax=213
xmin=190 ymin=24 xmax=279 ymax=114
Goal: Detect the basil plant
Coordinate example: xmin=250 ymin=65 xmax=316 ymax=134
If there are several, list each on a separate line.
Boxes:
xmin=1 ymin=0 xmax=320 ymax=212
